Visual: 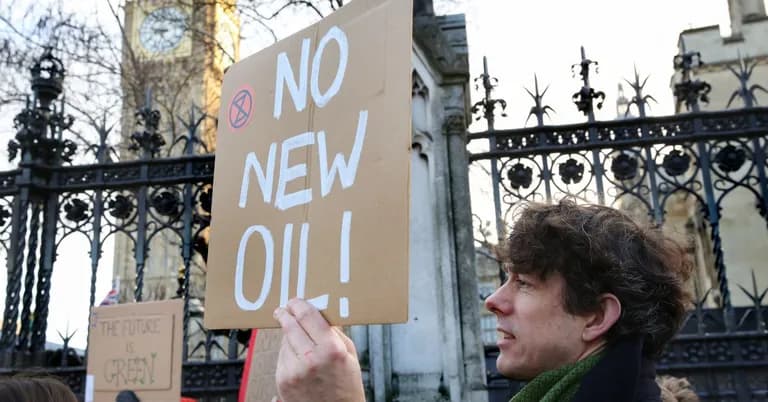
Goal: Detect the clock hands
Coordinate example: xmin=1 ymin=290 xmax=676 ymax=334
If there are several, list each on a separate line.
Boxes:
xmin=139 ymin=6 xmax=187 ymax=54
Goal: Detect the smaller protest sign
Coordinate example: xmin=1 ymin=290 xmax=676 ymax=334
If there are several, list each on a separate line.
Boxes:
xmin=86 ymin=300 xmax=183 ymax=402
xmin=239 ymin=329 xmax=282 ymax=402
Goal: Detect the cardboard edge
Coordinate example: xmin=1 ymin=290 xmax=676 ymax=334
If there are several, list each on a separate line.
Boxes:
xmin=403 ymin=0 xmax=414 ymax=324
xmin=173 ymin=301 xmax=184 ymax=397
xmin=238 ymin=329 xmax=259 ymax=402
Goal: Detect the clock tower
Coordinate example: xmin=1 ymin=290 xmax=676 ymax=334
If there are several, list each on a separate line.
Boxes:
xmin=113 ymin=0 xmax=239 ymax=303
xmin=121 ymin=0 xmax=238 ymax=150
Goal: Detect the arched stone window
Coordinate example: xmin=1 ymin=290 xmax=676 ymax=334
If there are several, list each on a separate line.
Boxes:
xmin=412 ymin=71 xmax=429 ymax=134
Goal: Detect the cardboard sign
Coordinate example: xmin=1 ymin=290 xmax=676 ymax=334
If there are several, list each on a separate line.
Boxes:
xmin=205 ymin=0 xmax=413 ymax=329
xmin=238 ymin=329 xmax=282 ymax=402
xmin=86 ymin=300 xmax=183 ymax=402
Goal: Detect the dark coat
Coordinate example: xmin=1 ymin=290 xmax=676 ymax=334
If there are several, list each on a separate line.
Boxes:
xmin=571 ymin=336 xmax=661 ymax=402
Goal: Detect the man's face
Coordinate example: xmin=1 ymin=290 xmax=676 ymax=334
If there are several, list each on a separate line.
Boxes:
xmin=485 ymin=270 xmax=592 ymax=380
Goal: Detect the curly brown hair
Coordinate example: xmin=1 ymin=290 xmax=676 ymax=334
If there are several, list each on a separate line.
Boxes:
xmin=657 ymin=375 xmax=700 ymax=402
xmin=0 ymin=375 xmax=78 ymax=402
xmin=505 ymin=201 xmax=692 ymax=357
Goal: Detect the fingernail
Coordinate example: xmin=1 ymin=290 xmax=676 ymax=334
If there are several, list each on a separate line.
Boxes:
xmin=273 ymin=307 xmax=281 ymax=318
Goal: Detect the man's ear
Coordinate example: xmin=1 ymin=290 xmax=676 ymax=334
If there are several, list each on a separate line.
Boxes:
xmin=582 ymin=293 xmax=621 ymax=342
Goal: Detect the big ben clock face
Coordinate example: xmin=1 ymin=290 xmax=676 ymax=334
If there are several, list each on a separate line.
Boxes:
xmin=139 ymin=6 xmax=188 ymax=53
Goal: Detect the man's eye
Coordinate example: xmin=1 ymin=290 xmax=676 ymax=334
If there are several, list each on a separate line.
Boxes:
xmin=514 ymin=279 xmax=530 ymax=288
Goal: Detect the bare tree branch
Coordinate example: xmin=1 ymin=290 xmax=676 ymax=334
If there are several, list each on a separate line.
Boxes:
xmin=0 ymin=0 xmax=343 ymax=161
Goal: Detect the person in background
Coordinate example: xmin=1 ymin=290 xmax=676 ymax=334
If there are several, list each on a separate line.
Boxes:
xmin=116 ymin=390 xmax=141 ymax=402
xmin=0 ymin=376 xmax=78 ymax=402
xmin=657 ymin=375 xmax=700 ymax=402
xmin=274 ymin=201 xmax=693 ymax=402
xmin=115 ymin=390 xmax=199 ymax=402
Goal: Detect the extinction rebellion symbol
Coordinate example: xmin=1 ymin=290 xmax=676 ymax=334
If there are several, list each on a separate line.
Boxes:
xmin=228 ymin=87 xmax=254 ymax=130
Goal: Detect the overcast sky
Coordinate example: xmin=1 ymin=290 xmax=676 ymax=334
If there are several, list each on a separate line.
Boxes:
xmin=462 ymin=0 xmax=739 ymax=128
xmin=0 ymin=0 xmax=750 ymax=348
xmin=240 ymin=0 xmax=737 ymax=128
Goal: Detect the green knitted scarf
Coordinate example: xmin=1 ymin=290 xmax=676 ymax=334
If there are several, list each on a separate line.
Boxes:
xmin=509 ymin=351 xmax=604 ymax=402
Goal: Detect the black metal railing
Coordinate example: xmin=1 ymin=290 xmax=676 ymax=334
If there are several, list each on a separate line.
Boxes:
xmin=0 ymin=49 xmax=245 ymax=400
xmin=471 ymin=48 xmax=768 ymax=401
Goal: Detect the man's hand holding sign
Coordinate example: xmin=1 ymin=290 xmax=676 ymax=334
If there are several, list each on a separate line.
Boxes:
xmin=273 ymin=299 xmax=366 ymax=402
xmin=205 ymin=0 xmax=413 ymax=401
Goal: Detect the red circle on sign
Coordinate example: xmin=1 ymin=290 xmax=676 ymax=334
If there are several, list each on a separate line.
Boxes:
xmin=227 ymin=85 xmax=254 ymax=131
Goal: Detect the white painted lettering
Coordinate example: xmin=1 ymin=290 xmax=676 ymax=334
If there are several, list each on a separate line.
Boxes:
xmin=296 ymin=223 xmax=309 ymax=299
xmin=239 ymin=144 xmax=277 ymax=208
xmin=318 ymin=110 xmax=368 ymax=197
xmin=273 ymin=38 xmax=311 ymax=119
xmin=275 ymin=132 xmax=314 ymax=210
xmin=280 ymin=224 xmax=293 ymax=307
xmin=340 ymin=297 xmax=349 ymax=318
xmin=310 ymin=26 xmax=349 ymax=108
xmin=234 ymin=225 xmax=274 ymax=311
xmin=339 ymin=211 xmax=351 ymax=318
xmin=308 ymin=294 xmax=329 ymax=310
xmin=340 ymin=211 xmax=351 ymax=283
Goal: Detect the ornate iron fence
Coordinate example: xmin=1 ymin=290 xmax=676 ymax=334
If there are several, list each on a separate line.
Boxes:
xmin=3 ymin=43 xmax=768 ymax=402
xmin=471 ymin=48 xmax=768 ymax=402
xmin=0 ymin=49 xmax=245 ymax=401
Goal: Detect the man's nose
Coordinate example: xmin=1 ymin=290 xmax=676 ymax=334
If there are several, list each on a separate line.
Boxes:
xmin=484 ymin=288 xmax=504 ymax=315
